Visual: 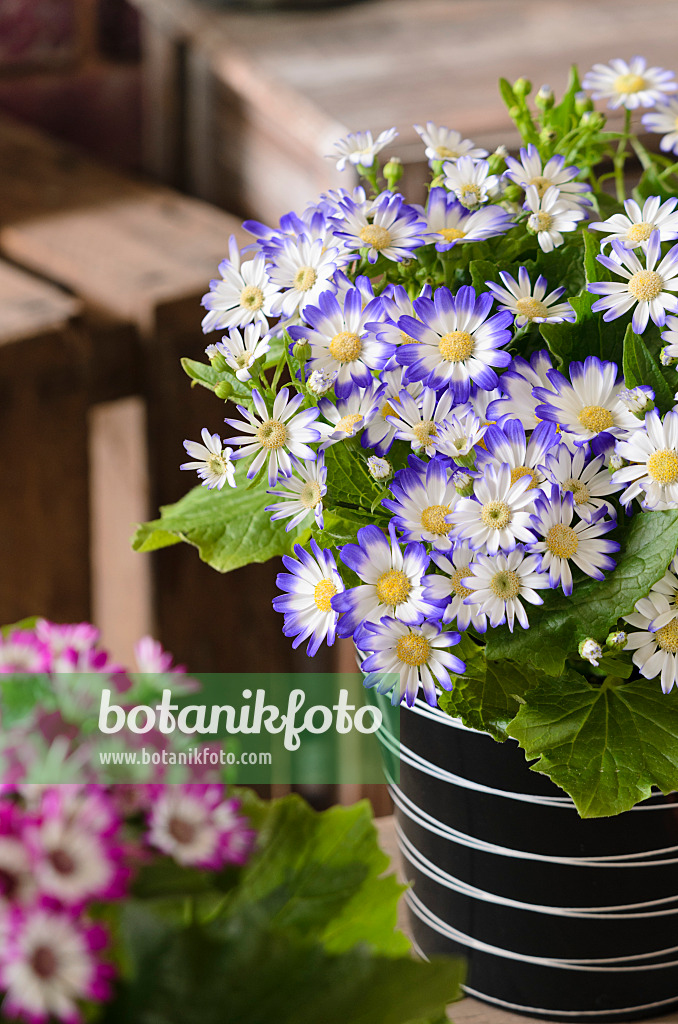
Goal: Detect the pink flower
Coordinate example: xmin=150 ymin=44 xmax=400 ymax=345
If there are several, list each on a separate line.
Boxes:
xmin=0 ymin=633 xmax=51 ymax=674
xmin=147 ymin=785 xmax=254 ymax=869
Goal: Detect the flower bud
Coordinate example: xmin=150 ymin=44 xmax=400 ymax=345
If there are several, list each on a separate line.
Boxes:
xmin=384 ymin=156 xmax=404 ymax=191
xmin=574 ymin=91 xmax=594 ymax=116
xmin=617 ymin=386 xmax=654 ymax=418
xmin=661 ymin=346 xmax=678 ymax=367
xmin=606 ymin=630 xmax=628 ymax=650
xmin=307 ymin=369 xmax=337 ymax=396
xmin=214 ymin=380 xmax=234 ymax=400
xmin=454 ymin=472 xmax=474 ymax=497
xmin=579 ymin=638 xmax=602 ymax=667
xmin=293 ymin=341 xmax=311 ymax=363
xmin=539 ymin=127 xmax=558 ymax=146
xmin=608 ymin=452 xmax=624 ymax=472
xmin=207 ymin=348 xmax=229 ymax=373
xmin=581 ymin=111 xmax=604 ymax=130
xmin=535 ymin=84 xmax=554 ymax=110
xmin=367 ymin=456 xmax=392 ymax=481
xmin=513 ymin=77 xmax=532 ymax=98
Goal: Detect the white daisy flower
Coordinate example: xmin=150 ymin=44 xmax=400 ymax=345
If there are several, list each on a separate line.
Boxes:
xmin=317 ymin=380 xmax=384 ymax=448
xmin=544 ymin=443 xmax=621 ymax=521
xmin=524 ymin=184 xmax=585 ymax=253
xmin=442 ymin=156 xmax=500 ymax=209
xmin=643 ymin=97 xmax=678 ymax=155
xmin=361 ymin=365 xmax=423 ymax=457
xmin=638 ymin=554 xmax=678 ymax=631
xmin=504 ymin=144 xmax=591 ymax=209
xmin=266 ymin=236 xmax=341 ymax=323
xmin=149 ymin=787 xmax=225 ymax=867
xmin=424 ymin=545 xmax=488 ymax=633
xmin=273 ymin=540 xmax=344 ymax=656
xmin=485 ymin=266 xmax=576 ymax=326
xmin=383 ymin=457 xmax=460 ymax=551
xmin=215 ymin=322 xmax=271 ymax=382
xmin=330 ymin=127 xmax=398 ymax=171
xmin=624 ymin=599 xmax=678 ymax=694
xmin=613 ymin=408 xmax=678 ymax=509
xmin=589 ymin=196 xmax=678 ymax=252
xmin=266 ymin=455 xmax=327 ymax=532
xmin=529 ymin=488 xmax=619 ymax=595
xmin=435 ymin=407 xmax=489 ymax=460
xmin=307 ymin=368 xmax=338 ymax=396
xmin=201 ymin=235 xmax=278 ymax=333
xmin=453 ymin=463 xmax=538 ymax=555
xmin=583 ymin=57 xmax=677 ymax=110
xmin=360 ymin=618 xmax=465 ymax=708
xmin=534 ymin=356 xmax=639 ymax=445
xmin=181 ymin=428 xmax=236 ymax=490
xmin=589 ymin=232 xmax=678 ymax=334
xmin=421 ymin=188 xmax=514 ymax=250
xmin=475 ymin=418 xmax=558 ymax=495
xmin=414 ymin=122 xmax=488 ymax=165
xmin=385 ymin=387 xmax=457 ymax=456
xmin=225 ymin=387 xmax=320 ymax=487
xmin=462 ymin=548 xmax=550 ymax=631
xmin=486 ymin=350 xmax=556 ymax=429
xmin=661 ymin=315 xmax=678 ymax=361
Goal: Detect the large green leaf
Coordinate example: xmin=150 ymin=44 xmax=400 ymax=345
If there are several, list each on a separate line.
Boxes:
xmin=622 ymin=324 xmax=676 ymax=413
xmin=486 ymin=510 xmax=678 ymax=675
xmin=132 ymin=461 xmax=301 ymax=572
xmin=324 ymin=441 xmax=390 ymax=525
xmin=438 ymin=633 xmax=533 ymax=740
xmin=508 ymin=674 xmax=678 ymax=817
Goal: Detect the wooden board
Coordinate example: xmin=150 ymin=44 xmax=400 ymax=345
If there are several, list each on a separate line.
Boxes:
xmin=0 ymin=257 xmax=80 ymax=343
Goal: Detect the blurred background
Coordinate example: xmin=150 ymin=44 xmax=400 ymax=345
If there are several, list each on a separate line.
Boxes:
xmin=1 ymin=0 xmax=677 ymax=810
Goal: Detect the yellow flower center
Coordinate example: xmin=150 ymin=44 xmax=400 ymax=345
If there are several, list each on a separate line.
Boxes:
xmin=257 ymin=419 xmax=287 ymax=449
xmin=626 ymin=222 xmax=654 ymax=243
xmin=459 ymin=184 xmax=481 ymax=207
xmin=400 ymin=330 xmax=419 ymax=344
xmin=656 ymin=618 xmax=678 ymax=654
xmin=510 ymin=466 xmax=537 ymax=488
xmin=628 ymin=270 xmax=663 ymax=302
xmin=515 ymin=297 xmax=550 ymax=320
xmin=578 ymin=405 xmax=614 ymax=434
xmin=293 ymin=265 xmax=317 ymax=291
xmin=314 ymin=579 xmax=337 ymax=613
xmin=240 ymin=284 xmax=264 ymax=311
xmin=421 ymin=504 xmax=453 ymax=536
xmin=235 ymin=352 xmax=252 ymax=369
xmin=359 ymin=224 xmax=392 ymax=250
xmin=480 ymin=500 xmax=512 ymax=530
xmin=300 ymin=481 xmax=322 ymax=509
xmin=614 ymin=73 xmax=646 ymax=95
xmin=395 ymin=633 xmax=431 ymax=667
xmin=438 ymin=227 xmax=467 ymax=242
xmin=376 ymin=569 xmax=412 ymax=606
xmin=546 ymin=523 xmax=579 ymax=559
xmin=412 ymin=420 xmax=438 ymax=447
xmin=527 ymin=175 xmax=552 ymax=199
xmin=530 ymin=211 xmax=553 ymax=232
xmin=436 ymin=145 xmax=460 ymax=159
xmin=381 ymin=401 xmax=397 ymax=419
xmin=439 ymin=330 xmax=474 ymax=362
xmin=207 ymin=453 xmax=228 ymax=475
xmin=334 ymin=412 xmax=363 ymax=435
xmin=329 ymin=331 xmax=363 ymax=362
xmin=489 ymin=569 xmax=521 ymax=600
xmin=451 ymin=565 xmax=473 ymax=599
xmin=647 ymin=448 xmax=678 ymax=485
xmin=564 ymin=478 xmax=590 ymax=504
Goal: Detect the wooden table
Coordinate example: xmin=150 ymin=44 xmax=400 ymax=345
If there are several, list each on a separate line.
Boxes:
xmin=375 ymin=816 xmax=678 ymax=1024
xmin=128 ymin=0 xmax=678 ymax=222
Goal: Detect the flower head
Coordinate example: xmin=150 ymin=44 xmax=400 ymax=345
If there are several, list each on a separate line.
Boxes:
xmin=148 ymin=786 xmax=253 ymax=868
xmin=462 ymin=548 xmax=550 ymax=631
xmin=504 ymin=144 xmax=591 ymax=209
xmin=383 ymin=456 xmax=459 ymax=551
xmin=643 ymin=97 xmax=678 ymax=155
xmin=266 ymin=455 xmax=327 ymax=532
xmin=485 ymin=266 xmax=575 ymax=326
xmin=589 ymin=196 xmax=678 ymax=252
xmin=589 ymin=232 xmax=678 ymax=333
xmin=525 ymin=185 xmax=585 ymax=253
xmin=360 ymin=618 xmax=464 ymax=708
xmin=534 ymin=356 xmax=638 ymax=445
xmin=330 ymin=128 xmax=398 ymax=171
xmin=414 ymin=122 xmax=487 ymax=165
xmin=273 ymin=540 xmax=344 ymax=656
xmin=181 ymin=428 xmax=236 ymax=490
xmin=443 ymin=156 xmax=500 ymax=208
xmin=453 ymin=463 xmax=539 ymax=555
xmin=225 ymin=388 xmax=320 ymax=487
xmin=583 ymin=57 xmax=677 ymax=110
xmin=201 ymin=236 xmax=278 ymax=333
xmin=424 ymin=545 xmax=488 ymax=633
xmin=421 ymin=188 xmax=513 ymax=251
xmin=613 ymin=408 xmax=678 ymax=509
xmin=331 ymin=192 xmax=428 ymax=264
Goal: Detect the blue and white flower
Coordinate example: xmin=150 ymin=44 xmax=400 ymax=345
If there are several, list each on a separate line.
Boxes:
xmin=331 ymin=192 xmax=429 ymax=264
xmin=504 ymin=144 xmax=591 ymax=209
xmin=385 ymin=387 xmax=456 ymax=456
xmin=583 ymin=57 xmax=677 ymax=110
xmin=420 ymin=188 xmax=513 ymax=251
xmin=201 ymin=236 xmax=278 ymax=333
xmin=360 ymin=618 xmax=465 ymax=708
xmin=485 ymin=267 xmax=575 ymax=326
xmin=613 ymin=408 xmax=678 ymax=509
xmin=475 ymin=419 xmax=558 ymax=494
xmin=534 ymin=356 xmax=639 ymax=445
xmin=396 ymin=285 xmax=512 ymax=401
xmin=214 ymin=323 xmax=271 ymax=382
xmin=589 ymin=196 xmax=678 ymax=251
xmin=443 ymin=156 xmax=500 ymax=208
xmin=462 ymin=548 xmax=550 ymax=631
xmin=544 ymin=443 xmax=621 ymax=521
xmin=486 ymin=350 xmax=556 ymax=429
xmin=266 ymin=455 xmax=327 ymax=531
xmin=330 ymin=128 xmax=398 ymax=171
xmin=332 ymin=525 xmax=442 ymax=638
xmin=414 ymin=122 xmax=488 ymax=165
xmin=225 ymin=387 xmax=320 ymax=486
xmin=453 ymin=463 xmax=538 ymax=554
xmin=360 ymin=366 xmax=422 ymax=456
xmin=424 ymin=545 xmax=488 ymax=633
xmin=624 ymin=596 xmax=678 ymax=694
xmin=589 ymin=233 xmax=678 ymax=333
xmin=434 ymin=407 xmax=488 ymax=460
xmin=181 ymin=428 xmax=236 ymax=490
xmin=529 ymin=487 xmax=619 ymax=595
xmin=289 ymin=287 xmax=390 ymax=399
xmin=318 ymin=380 xmax=385 ymax=447
xmin=383 ymin=456 xmax=459 ymax=551
xmin=643 ymin=98 xmax=678 ymax=156
xmin=265 ymin=236 xmax=341 ymax=323
xmin=273 ymin=540 xmax=344 ymax=656
xmin=525 ymin=184 xmax=586 ymax=253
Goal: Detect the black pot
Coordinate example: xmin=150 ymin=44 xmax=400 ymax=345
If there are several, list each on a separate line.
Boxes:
xmin=391 ymin=698 xmax=678 ymax=1023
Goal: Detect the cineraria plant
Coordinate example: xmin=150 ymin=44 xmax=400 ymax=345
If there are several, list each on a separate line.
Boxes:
xmin=136 ymin=60 xmax=678 ymax=818
xmin=0 ymin=619 xmax=461 ymax=1024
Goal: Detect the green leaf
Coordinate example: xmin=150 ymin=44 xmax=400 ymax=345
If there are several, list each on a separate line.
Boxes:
xmin=0 ymin=617 xmax=39 ymax=637
xmin=622 ymin=324 xmax=676 ymax=413
xmin=499 ymin=77 xmax=517 ymax=111
xmin=633 ymin=164 xmax=676 ymax=205
xmin=324 ymin=442 xmax=390 ymax=525
xmin=469 ymin=259 xmax=500 ymax=294
xmin=486 ymin=510 xmax=678 ymax=675
xmin=508 ymin=674 xmax=678 ymax=817
xmin=437 ymin=634 xmax=533 ymax=740
xmin=0 ymin=674 xmax=54 ymax=727
xmin=132 ymin=461 xmax=302 ymax=573
xmin=180 ymin=358 xmax=252 ymax=402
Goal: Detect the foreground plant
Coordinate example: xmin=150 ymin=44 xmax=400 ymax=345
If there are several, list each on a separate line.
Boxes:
xmin=137 ymin=59 xmax=678 ymax=816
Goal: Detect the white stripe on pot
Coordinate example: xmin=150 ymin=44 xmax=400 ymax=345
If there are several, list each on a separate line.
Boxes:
xmin=461 ymin=984 xmax=678 ymax=1018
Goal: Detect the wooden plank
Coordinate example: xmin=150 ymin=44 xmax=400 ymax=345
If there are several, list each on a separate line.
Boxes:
xmin=139 ymin=16 xmax=185 ymax=186
xmin=0 ymin=258 xmax=79 ymax=342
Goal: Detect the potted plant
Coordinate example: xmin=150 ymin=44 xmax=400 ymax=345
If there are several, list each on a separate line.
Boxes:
xmin=136 ymin=57 xmax=678 ymax=1020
